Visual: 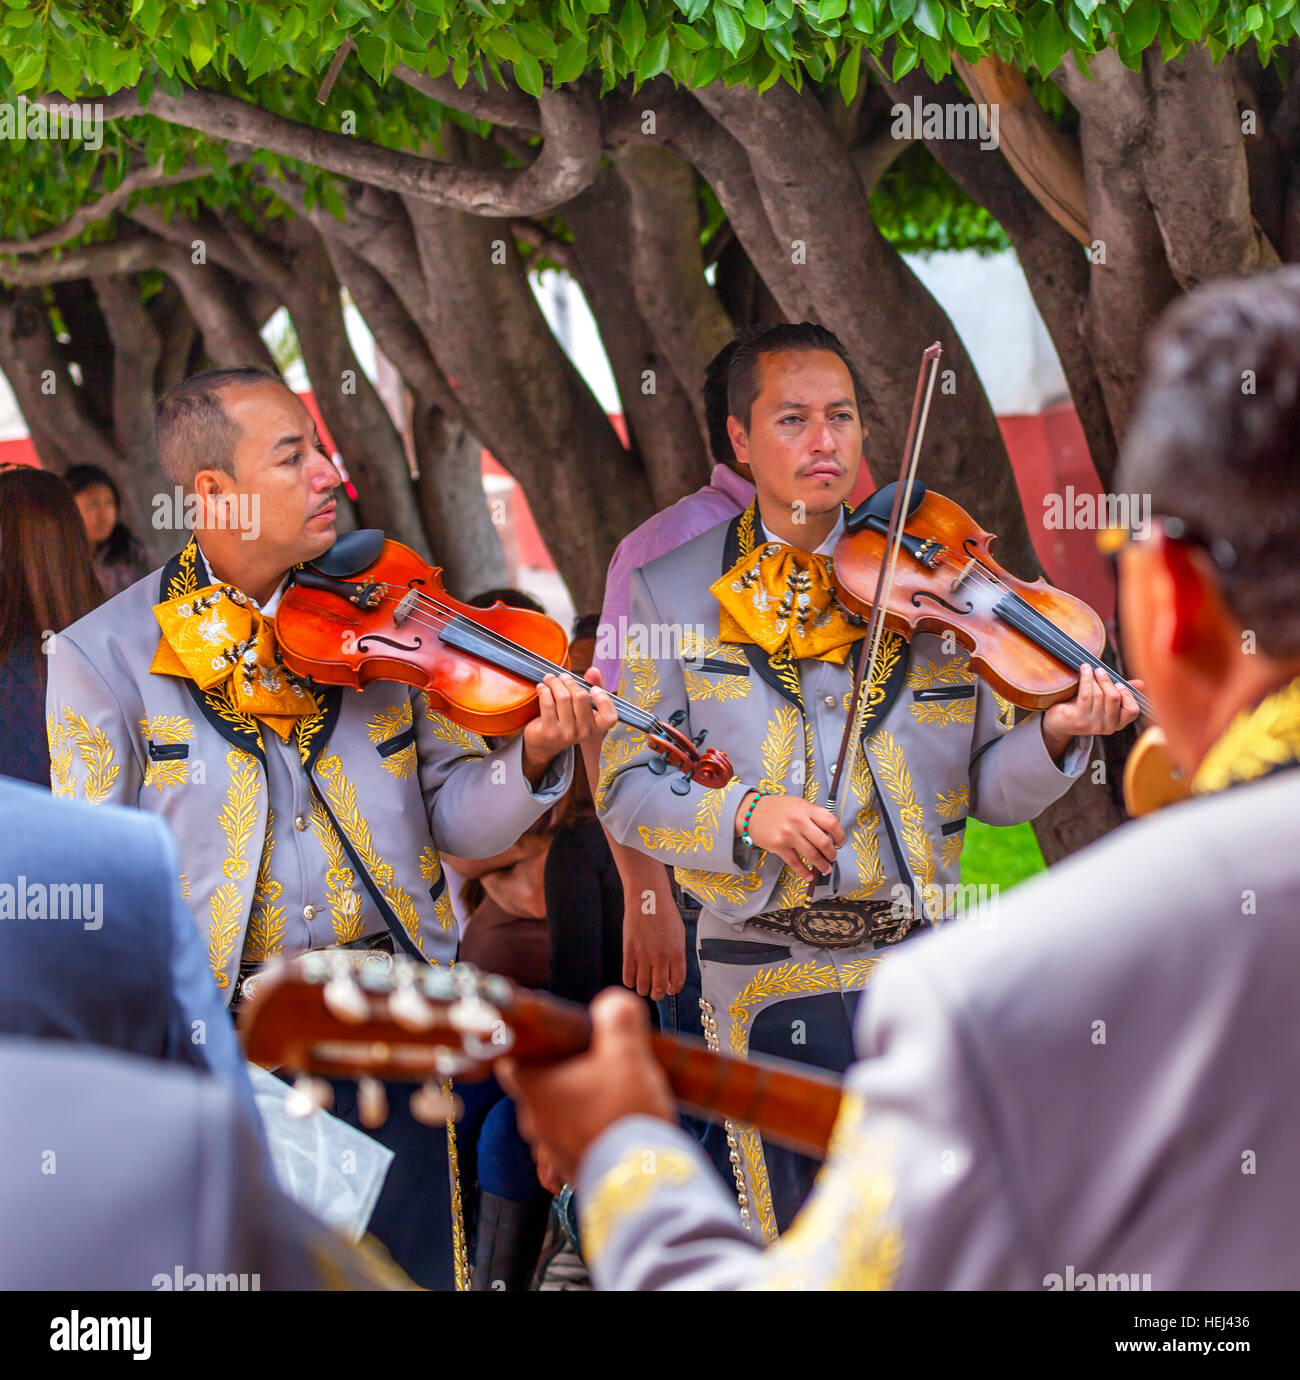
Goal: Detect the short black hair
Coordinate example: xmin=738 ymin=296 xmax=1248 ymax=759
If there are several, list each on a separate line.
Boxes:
xmin=725 ymin=322 xmax=865 ymax=434
xmin=63 ymin=463 xmax=119 ymax=504
xmin=703 ymin=339 xmax=740 ymax=467
xmin=1118 ymin=267 xmax=1300 ymax=656
xmin=154 ymin=366 xmax=288 ymax=491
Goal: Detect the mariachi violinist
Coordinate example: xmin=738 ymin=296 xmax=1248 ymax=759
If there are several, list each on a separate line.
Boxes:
xmin=591 ymin=322 xmax=1139 ymax=1238
xmin=44 ymin=366 xmax=614 ymax=1289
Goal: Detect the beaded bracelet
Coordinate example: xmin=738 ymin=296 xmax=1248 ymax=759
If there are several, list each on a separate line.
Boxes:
xmin=740 ymin=788 xmax=772 ymax=848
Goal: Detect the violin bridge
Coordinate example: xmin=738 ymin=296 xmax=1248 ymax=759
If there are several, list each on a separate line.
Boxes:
xmin=950 ymin=557 xmax=977 ymax=592
xmin=392 ymin=589 xmax=420 ymax=626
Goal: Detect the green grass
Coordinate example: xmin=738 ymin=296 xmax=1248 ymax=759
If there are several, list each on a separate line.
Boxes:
xmin=952 ymin=819 xmax=1045 ymax=914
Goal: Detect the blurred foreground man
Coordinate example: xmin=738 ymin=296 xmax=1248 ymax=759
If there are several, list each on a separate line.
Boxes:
xmin=505 ymin=271 xmax=1300 ymax=1289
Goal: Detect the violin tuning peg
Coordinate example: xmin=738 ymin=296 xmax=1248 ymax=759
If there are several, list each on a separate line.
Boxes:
xmin=410 ymin=1080 xmax=463 ymax=1127
xmin=669 ymin=709 xmax=687 ymax=727
xmin=691 ymin=728 xmax=708 ymax=748
xmin=669 ymin=773 xmax=692 ymax=796
xmin=323 ymin=973 xmax=370 ymax=1025
xmin=358 ymin=1077 xmax=388 ymax=1129
xmin=285 ymin=1075 xmax=333 ymax=1120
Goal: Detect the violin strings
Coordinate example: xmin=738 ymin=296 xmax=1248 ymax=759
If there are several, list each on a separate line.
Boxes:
xmin=363 ymin=588 xmax=666 ymax=736
xmin=904 ymin=550 xmax=1155 ymax=718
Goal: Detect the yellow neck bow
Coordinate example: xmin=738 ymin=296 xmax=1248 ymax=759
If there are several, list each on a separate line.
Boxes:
xmin=711 ymin=538 xmax=866 ymax=665
xmin=150 ymin=583 xmax=317 ymax=740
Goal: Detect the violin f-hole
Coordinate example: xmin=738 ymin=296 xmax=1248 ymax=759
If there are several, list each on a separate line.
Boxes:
xmin=911 ymin=590 xmax=974 ymax=618
xmin=356 ymin=633 xmax=424 ymax=654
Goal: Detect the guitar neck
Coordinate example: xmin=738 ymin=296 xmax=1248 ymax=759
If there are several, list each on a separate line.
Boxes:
xmin=504 ymin=987 xmax=839 ymax=1158
xmin=649 ymin=1033 xmax=840 ymax=1159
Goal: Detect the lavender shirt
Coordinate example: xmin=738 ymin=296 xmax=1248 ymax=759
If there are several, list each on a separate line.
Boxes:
xmin=593 ymin=464 xmax=756 ymax=690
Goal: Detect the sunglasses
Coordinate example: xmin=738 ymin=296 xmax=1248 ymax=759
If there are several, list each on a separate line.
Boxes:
xmin=1096 ymin=514 xmax=1238 ymax=572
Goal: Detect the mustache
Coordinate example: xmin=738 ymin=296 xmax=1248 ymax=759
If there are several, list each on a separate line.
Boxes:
xmin=309 ymin=498 xmax=337 ymax=517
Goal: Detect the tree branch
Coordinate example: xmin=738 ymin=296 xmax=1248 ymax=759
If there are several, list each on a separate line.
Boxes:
xmin=87 ymin=83 xmax=600 ymax=216
xmin=391 ymin=66 xmax=542 ymax=132
xmin=0 ymin=232 xmax=159 ymax=284
xmin=0 ymin=151 xmax=251 ymax=256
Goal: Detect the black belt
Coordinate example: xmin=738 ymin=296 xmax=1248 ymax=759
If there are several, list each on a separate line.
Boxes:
xmin=230 ymin=931 xmax=395 ymax=1011
xmin=748 ymin=898 xmax=918 ymax=950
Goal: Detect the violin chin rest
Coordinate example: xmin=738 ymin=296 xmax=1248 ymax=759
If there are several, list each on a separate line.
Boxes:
xmin=310 ymin=528 xmax=387 ymax=577
xmin=848 ymin=478 xmax=928 ymax=533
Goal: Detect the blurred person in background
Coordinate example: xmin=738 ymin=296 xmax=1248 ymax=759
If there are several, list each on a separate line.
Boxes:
xmin=65 ymin=462 xmax=151 ymax=598
xmin=0 ymin=467 xmax=102 ymax=785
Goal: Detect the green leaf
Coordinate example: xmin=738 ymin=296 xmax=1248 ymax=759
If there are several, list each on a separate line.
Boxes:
xmin=552 ymin=34 xmax=589 ymax=82
xmin=691 ymin=44 xmax=723 ymax=84
xmin=10 ymin=48 xmax=45 ymax=91
xmin=946 ymin=8 xmax=974 ymax=47
xmin=674 ymin=23 xmax=707 ymax=51
xmin=1125 ymin=0 xmax=1161 ymax=52
xmin=912 ymin=0 xmax=943 ymax=41
xmin=3 ymin=10 xmax=36 ymax=27
xmin=1032 ymin=6 xmax=1068 ymax=74
xmin=743 ymin=0 xmax=768 ymax=28
xmin=891 ymin=40 xmax=918 ymax=80
xmin=838 ymin=42 xmax=861 ymax=104
xmin=714 ymin=4 xmax=745 ymax=54
xmin=818 ymin=0 xmax=849 ymax=20
xmin=764 ymin=24 xmax=793 ymax=60
xmin=618 ymin=0 xmax=646 ymax=57
xmin=513 ymin=49 xmax=544 ymax=96
xmin=1244 ymin=4 xmax=1265 ymax=33
xmin=1167 ymin=0 xmax=1203 ymax=42
xmin=890 ymin=0 xmax=916 ymax=23
xmin=636 ymin=27 xmax=670 ymax=79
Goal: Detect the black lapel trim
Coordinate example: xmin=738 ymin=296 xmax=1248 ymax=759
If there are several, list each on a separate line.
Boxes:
xmin=376 ymin=724 xmax=417 ymax=759
xmin=719 ymin=503 xmax=804 ymax=713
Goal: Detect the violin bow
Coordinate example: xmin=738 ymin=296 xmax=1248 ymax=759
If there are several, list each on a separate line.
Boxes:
xmin=817 ymin=342 xmax=944 ymax=898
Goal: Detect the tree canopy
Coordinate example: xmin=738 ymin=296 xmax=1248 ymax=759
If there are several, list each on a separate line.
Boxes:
xmin=1 ymin=1 xmax=1295 ymax=855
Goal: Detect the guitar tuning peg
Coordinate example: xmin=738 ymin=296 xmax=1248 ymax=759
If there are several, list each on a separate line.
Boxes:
xmin=323 ymin=972 xmax=370 ymax=1024
xmin=358 ymin=1077 xmax=388 ymax=1129
xmin=410 ymin=1080 xmax=463 ymax=1127
xmin=387 ymin=984 xmax=436 ymax=1032
xmin=285 ymin=1075 xmax=333 ymax=1120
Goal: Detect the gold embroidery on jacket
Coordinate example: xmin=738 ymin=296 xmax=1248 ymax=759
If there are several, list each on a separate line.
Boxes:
xmin=907 ymin=656 xmax=977 ymax=727
xmin=315 ymin=754 xmax=427 ymax=957
xmin=727 ymin=955 xmax=882 ymax=1059
xmin=208 ymin=748 xmax=261 ymax=988
xmin=1192 ymin=674 xmax=1300 ymax=795
xmin=166 ymin=538 xmax=200 ymax=600
xmin=178 ymin=874 xmax=191 ymax=899
xmin=769 ymin=720 xmax=824 ymax=911
xmin=580 ymin=1148 xmax=699 ymax=1266
xmin=936 ymin=783 xmax=969 ymax=870
xmin=992 ymin=689 xmax=1016 ymax=733
xmin=682 ymin=631 xmax=751 ymax=702
xmin=419 ymin=846 xmax=455 ymax=932
xmin=417 ymin=693 xmax=487 ymax=757
xmin=446 ymin=1090 xmax=470 ymax=1291
xmin=140 ymin=714 xmax=194 ymax=790
xmin=757 ymin=704 xmax=800 ymax=795
xmin=309 ymin=797 xmax=364 ymax=945
xmin=720 ymin=955 xmax=881 ymax=1245
xmin=47 ymin=714 xmax=74 ymax=797
xmin=751 ymin=1097 xmax=902 ymax=1291
xmin=244 ymin=810 xmax=286 ymax=962
xmin=48 ymin=708 xmax=120 ymax=803
xmin=842 ymin=749 xmax=886 ymax=901
xmin=596 ymin=651 xmax=661 ymax=810
xmin=872 ymin=731 xmax=941 ymax=919
xmin=367 ymin=702 xmax=416 ymax=781
xmin=637 ymin=777 xmax=739 ymax=857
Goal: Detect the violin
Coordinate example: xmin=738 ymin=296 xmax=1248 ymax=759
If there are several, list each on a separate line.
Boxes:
xmin=832 ymin=478 xmax=1154 ymax=714
xmin=273 ymin=530 xmax=733 ymax=791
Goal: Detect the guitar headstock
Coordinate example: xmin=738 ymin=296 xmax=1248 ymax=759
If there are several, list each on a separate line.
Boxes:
xmin=239 ymin=951 xmax=592 ymax=1127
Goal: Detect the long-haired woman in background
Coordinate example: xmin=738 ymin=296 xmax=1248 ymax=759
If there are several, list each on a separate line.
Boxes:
xmin=0 ymin=467 xmax=103 ymax=785
xmin=64 ymin=463 xmax=150 ymax=598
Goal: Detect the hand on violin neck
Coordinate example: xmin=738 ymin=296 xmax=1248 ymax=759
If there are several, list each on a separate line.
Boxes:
xmin=521 ymin=668 xmax=619 ymax=786
xmin=1041 ymin=663 xmax=1145 ymax=761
